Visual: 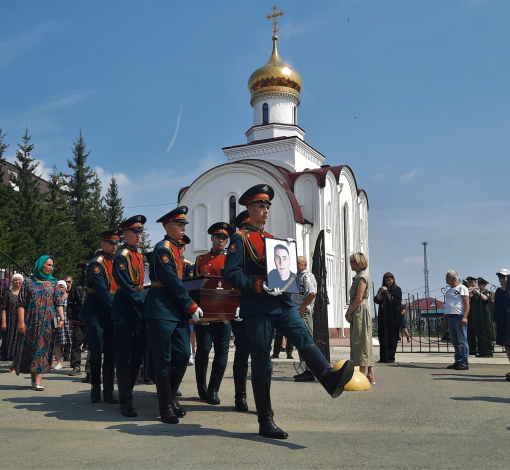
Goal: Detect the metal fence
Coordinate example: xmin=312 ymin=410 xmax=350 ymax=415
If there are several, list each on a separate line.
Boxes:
xmin=373 ymin=289 xmax=502 ymax=355
xmin=0 ymin=250 xmax=32 ymax=296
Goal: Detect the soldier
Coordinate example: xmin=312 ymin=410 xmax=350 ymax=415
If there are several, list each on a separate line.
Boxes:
xmin=81 ymin=229 xmax=121 ymax=404
xmin=179 ymin=235 xmax=195 ymax=279
xmin=466 ymin=276 xmax=478 ymax=354
xmin=112 ymin=215 xmax=147 ymax=418
xmin=230 ymin=210 xmax=252 ymax=412
xmin=223 ymin=184 xmax=354 ymax=439
xmin=193 ymin=222 xmax=235 ymax=405
xmin=144 ymin=206 xmax=203 ymax=424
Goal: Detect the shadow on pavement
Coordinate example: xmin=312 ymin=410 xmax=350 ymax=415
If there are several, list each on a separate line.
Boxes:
xmin=105 ymin=422 xmax=307 ymax=449
xmin=450 ymin=396 xmax=510 ymax=404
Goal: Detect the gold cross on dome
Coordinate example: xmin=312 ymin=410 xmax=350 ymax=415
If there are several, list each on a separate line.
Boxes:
xmin=266 ymin=5 xmax=284 ymax=37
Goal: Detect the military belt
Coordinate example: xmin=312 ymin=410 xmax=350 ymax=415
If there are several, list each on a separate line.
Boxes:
xmin=151 ymin=281 xmax=164 ymax=288
xmin=88 ymin=288 xmax=115 ymax=296
xmin=116 ymin=286 xmax=145 ymax=292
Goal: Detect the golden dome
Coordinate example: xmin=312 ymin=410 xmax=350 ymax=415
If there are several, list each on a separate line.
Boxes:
xmin=248 ymin=37 xmax=303 ymax=100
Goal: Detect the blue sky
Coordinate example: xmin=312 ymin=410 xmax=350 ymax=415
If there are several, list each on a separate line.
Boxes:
xmin=1 ymin=0 xmax=509 ymax=299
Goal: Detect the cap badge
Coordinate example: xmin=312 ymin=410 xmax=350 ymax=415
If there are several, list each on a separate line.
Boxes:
xmin=262 ymin=185 xmax=268 ymax=191
xmin=137 ymin=216 xmax=141 ymax=221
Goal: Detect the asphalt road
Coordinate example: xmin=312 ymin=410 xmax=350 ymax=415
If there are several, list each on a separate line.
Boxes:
xmin=1 ymin=351 xmax=509 ymax=469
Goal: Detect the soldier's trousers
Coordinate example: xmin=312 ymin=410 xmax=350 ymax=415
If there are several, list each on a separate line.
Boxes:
xmin=113 ymin=319 xmax=147 ymax=373
xmin=468 ymin=313 xmax=493 ymax=354
xmin=70 ymin=320 xmax=87 ymax=368
xmin=195 ymin=321 xmax=231 ymax=366
xmin=86 ymin=320 xmax=114 ymax=385
xmin=244 ymin=304 xmax=315 ymax=380
xmin=231 ymin=320 xmax=251 ymax=369
xmin=147 ymin=318 xmax=190 ymax=375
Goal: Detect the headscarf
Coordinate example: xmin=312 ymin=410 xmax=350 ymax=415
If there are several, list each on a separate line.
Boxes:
xmin=12 ymin=273 xmax=24 ymax=281
xmin=32 ymin=255 xmax=57 ymax=281
xmin=57 ymin=280 xmax=66 ymax=287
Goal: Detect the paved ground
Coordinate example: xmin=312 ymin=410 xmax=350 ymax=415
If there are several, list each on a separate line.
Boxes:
xmin=1 ymin=349 xmax=509 ymax=469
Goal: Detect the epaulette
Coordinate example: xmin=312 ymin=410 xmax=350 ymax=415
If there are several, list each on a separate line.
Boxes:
xmin=221 ymin=249 xmax=227 ymax=256
xmin=235 ymin=230 xmax=248 ymax=235
xmin=121 ymin=249 xmax=129 ymax=256
xmin=97 ymin=255 xmax=104 ymax=263
xmin=184 ymin=259 xmax=193 ymax=265
xmin=164 ymin=240 xmax=171 ymax=249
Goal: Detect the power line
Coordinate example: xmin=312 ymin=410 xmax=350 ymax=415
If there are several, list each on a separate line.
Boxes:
xmin=124 ymin=201 xmax=178 ymax=209
xmin=401 ymin=285 xmax=425 ymax=294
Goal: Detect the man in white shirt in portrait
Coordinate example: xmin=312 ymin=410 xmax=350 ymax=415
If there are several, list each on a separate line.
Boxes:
xmin=441 ymin=270 xmax=470 ymax=370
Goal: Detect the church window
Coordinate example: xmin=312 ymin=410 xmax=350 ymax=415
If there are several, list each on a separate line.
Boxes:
xmin=343 ymin=203 xmax=350 ymax=304
xmin=262 ymin=103 xmax=269 ymax=123
xmin=229 ymin=196 xmax=236 ymax=227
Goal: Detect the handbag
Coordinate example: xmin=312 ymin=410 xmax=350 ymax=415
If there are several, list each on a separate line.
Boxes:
xmin=52 ymin=316 xmax=60 ymax=330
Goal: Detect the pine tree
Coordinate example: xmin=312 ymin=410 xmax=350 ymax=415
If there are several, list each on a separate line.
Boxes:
xmin=8 ymin=127 xmax=41 ymax=259
xmin=41 ymin=166 xmax=81 ymax=278
xmin=0 ymin=128 xmax=15 ymax=253
xmin=104 ymin=174 xmax=124 ymax=229
xmin=139 ymin=231 xmax=153 ymax=259
xmin=66 ymin=130 xmax=106 ymax=259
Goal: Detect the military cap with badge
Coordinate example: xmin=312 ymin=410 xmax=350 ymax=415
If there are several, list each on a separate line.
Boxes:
xmin=239 ymin=184 xmax=274 ymax=206
xmin=157 ymin=206 xmax=189 ymax=225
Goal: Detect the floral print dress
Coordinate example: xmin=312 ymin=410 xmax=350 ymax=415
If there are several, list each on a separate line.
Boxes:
xmin=14 ymin=278 xmax=63 ymax=374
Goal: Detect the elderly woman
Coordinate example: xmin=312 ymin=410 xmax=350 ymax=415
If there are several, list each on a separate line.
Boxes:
xmin=1 ymin=273 xmax=24 ymax=370
xmin=52 ymin=280 xmax=72 ymax=370
xmin=14 ymin=256 xmax=64 ymax=391
xmin=493 ymin=269 xmax=510 ymax=380
xmin=375 ymin=272 xmax=403 ymax=363
xmin=345 ymin=253 xmax=375 ymax=384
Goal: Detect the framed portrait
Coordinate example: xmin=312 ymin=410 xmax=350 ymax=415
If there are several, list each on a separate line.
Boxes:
xmin=264 ymin=237 xmax=299 ymax=294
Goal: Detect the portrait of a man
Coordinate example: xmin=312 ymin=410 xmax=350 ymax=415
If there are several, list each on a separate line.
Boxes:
xmin=266 ymin=242 xmax=299 ymax=293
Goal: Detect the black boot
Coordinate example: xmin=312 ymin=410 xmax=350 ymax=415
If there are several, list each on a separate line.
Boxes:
xmin=90 ymin=384 xmax=101 ymax=403
xmin=170 ymin=368 xmax=187 ymax=418
xmin=195 ymin=363 xmax=208 ymax=400
xmin=233 ymin=364 xmax=249 ymax=412
xmin=81 ymin=373 xmax=91 ymax=384
xmin=154 ymin=375 xmax=179 ymax=424
xmin=102 ymin=363 xmax=118 ymax=404
xmin=117 ymin=370 xmax=137 ymax=417
xmin=207 ymin=362 xmax=227 ymax=405
xmin=251 ymin=378 xmax=288 ymax=439
xmin=299 ymin=344 xmax=354 ymax=398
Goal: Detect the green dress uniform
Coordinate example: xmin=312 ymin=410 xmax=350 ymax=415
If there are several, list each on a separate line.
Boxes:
xmin=144 ymin=207 xmax=200 ymax=424
xmin=193 ymin=222 xmax=234 ymax=405
xmin=468 ymin=278 xmax=494 ymax=357
xmin=223 ymin=184 xmax=355 ymax=440
xmin=112 ymin=215 xmax=147 ymax=418
xmin=81 ymin=229 xmax=122 ymax=404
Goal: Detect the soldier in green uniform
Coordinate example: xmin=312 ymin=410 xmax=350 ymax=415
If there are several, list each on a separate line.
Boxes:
xmin=81 ymin=229 xmax=121 ymax=404
xmin=472 ymin=277 xmax=494 ymax=357
xmin=223 ymin=184 xmax=354 ymax=439
xmin=179 ymin=235 xmax=195 ymax=279
xmin=466 ymin=276 xmax=479 ymax=354
xmin=112 ymin=215 xmax=147 ymax=418
xmin=144 ymin=207 xmax=204 ymax=424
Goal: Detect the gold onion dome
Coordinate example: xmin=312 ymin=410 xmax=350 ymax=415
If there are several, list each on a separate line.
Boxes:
xmin=248 ymin=36 xmax=303 ymax=100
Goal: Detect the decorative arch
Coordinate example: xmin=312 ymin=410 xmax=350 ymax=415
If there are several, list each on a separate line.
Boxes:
xmin=262 ymin=103 xmax=269 ymax=123
xmin=193 ymin=203 xmax=209 ymax=251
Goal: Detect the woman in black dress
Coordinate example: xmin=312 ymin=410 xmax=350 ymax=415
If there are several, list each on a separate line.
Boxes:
xmin=1 ymin=273 xmax=24 ymax=370
xmin=374 ymin=272 xmax=402 ymax=363
xmin=493 ymin=269 xmax=510 ymax=380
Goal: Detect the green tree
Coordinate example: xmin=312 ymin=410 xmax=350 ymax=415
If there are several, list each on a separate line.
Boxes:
xmin=66 ymin=130 xmax=106 ymax=259
xmin=40 ymin=166 xmax=81 ymax=278
xmin=8 ymin=127 xmax=42 ymax=259
xmin=139 ymin=231 xmax=153 ymax=260
xmin=0 ymin=128 xmax=16 ymax=254
xmin=104 ymin=174 xmax=124 ymax=229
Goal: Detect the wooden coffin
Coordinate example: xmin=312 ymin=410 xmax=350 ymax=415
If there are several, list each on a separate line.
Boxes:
xmin=182 ymin=275 xmax=239 ymax=324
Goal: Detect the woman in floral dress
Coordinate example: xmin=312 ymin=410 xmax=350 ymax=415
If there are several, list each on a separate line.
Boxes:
xmin=15 ymin=256 xmax=64 ymax=391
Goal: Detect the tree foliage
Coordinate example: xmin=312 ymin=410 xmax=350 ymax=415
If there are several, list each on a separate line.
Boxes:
xmin=104 ymin=174 xmax=124 ymax=229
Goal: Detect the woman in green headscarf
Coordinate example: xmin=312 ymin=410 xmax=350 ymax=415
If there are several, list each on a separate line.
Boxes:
xmin=14 ymin=255 xmax=64 ymax=391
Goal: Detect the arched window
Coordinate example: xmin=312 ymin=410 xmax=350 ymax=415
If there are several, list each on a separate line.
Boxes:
xmin=262 ymin=103 xmax=269 ymax=123
xmin=229 ymin=196 xmax=236 ymax=227
xmin=343 ymin=203 xmax=350 ymax=304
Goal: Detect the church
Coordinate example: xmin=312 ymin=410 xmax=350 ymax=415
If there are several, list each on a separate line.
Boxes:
xmin=178 ymin=16 xmax=369 ymax=338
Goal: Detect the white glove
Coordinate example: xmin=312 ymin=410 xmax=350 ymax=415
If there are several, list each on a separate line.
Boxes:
xmin=285 ymin=238 xmax=295 ymax=243
xmin=191 ymin=307 xmax=204 ymax=322
xmin=263 ymin=282 xmax=282 ymax=296
xmin=234 ymin=306 xmax=243 ymax=322
xmin=223 ymin=319 xmax=230 ymax=324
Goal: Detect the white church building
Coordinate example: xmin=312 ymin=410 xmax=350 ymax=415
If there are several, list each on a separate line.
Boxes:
xmin=178 ymin=32 xmax=369 ymax=338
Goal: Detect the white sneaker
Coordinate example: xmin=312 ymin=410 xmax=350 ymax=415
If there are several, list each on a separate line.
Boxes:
xmin=33 ymin=384 xmax=45 ymax=391
xmin=188 ymin=355 xmax=195 ymax=366
xmin=54 ymin=363 xmax=62 ymax=370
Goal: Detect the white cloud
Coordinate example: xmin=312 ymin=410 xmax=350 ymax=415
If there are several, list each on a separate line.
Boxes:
xmin=371 ymin=172 xmax=384 ymax=180
xmin=403 ymin=255 xmax=423 ymax=265
xmin=401 ymin=169 xmax=422 ymax=179
xmin=5 ymin=153 xmax=52 ymax=181
xmin=0 ymin=21 xmax=64 ymax=67
xmin=95 ymin=166 xmax=132 ymax=196
xmin=167 ymin=107 xmax=182 ymax=154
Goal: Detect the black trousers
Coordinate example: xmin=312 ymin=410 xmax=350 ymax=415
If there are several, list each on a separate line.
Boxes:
xmin=86 ymin=320 xmax=115 ymax=386
xmin=70 ymin=320 xmax=87 ymax=368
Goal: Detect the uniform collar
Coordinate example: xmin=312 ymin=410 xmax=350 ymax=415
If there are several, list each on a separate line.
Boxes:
xmin=98 ymin=250 xmax=114 ymax=260
xmin=210 ymin=249 xmax=223 ymax=255
xmin=123 ymin=243 xmax=138 ymax=253
xmin=165 ymin=234 xmax=181 ymax=247
xmin=246 ymin=224 xmax=265 ymax=233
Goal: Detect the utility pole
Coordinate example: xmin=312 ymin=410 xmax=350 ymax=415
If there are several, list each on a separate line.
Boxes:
xmin=422 ymin=242 xmax=429 ymax=299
